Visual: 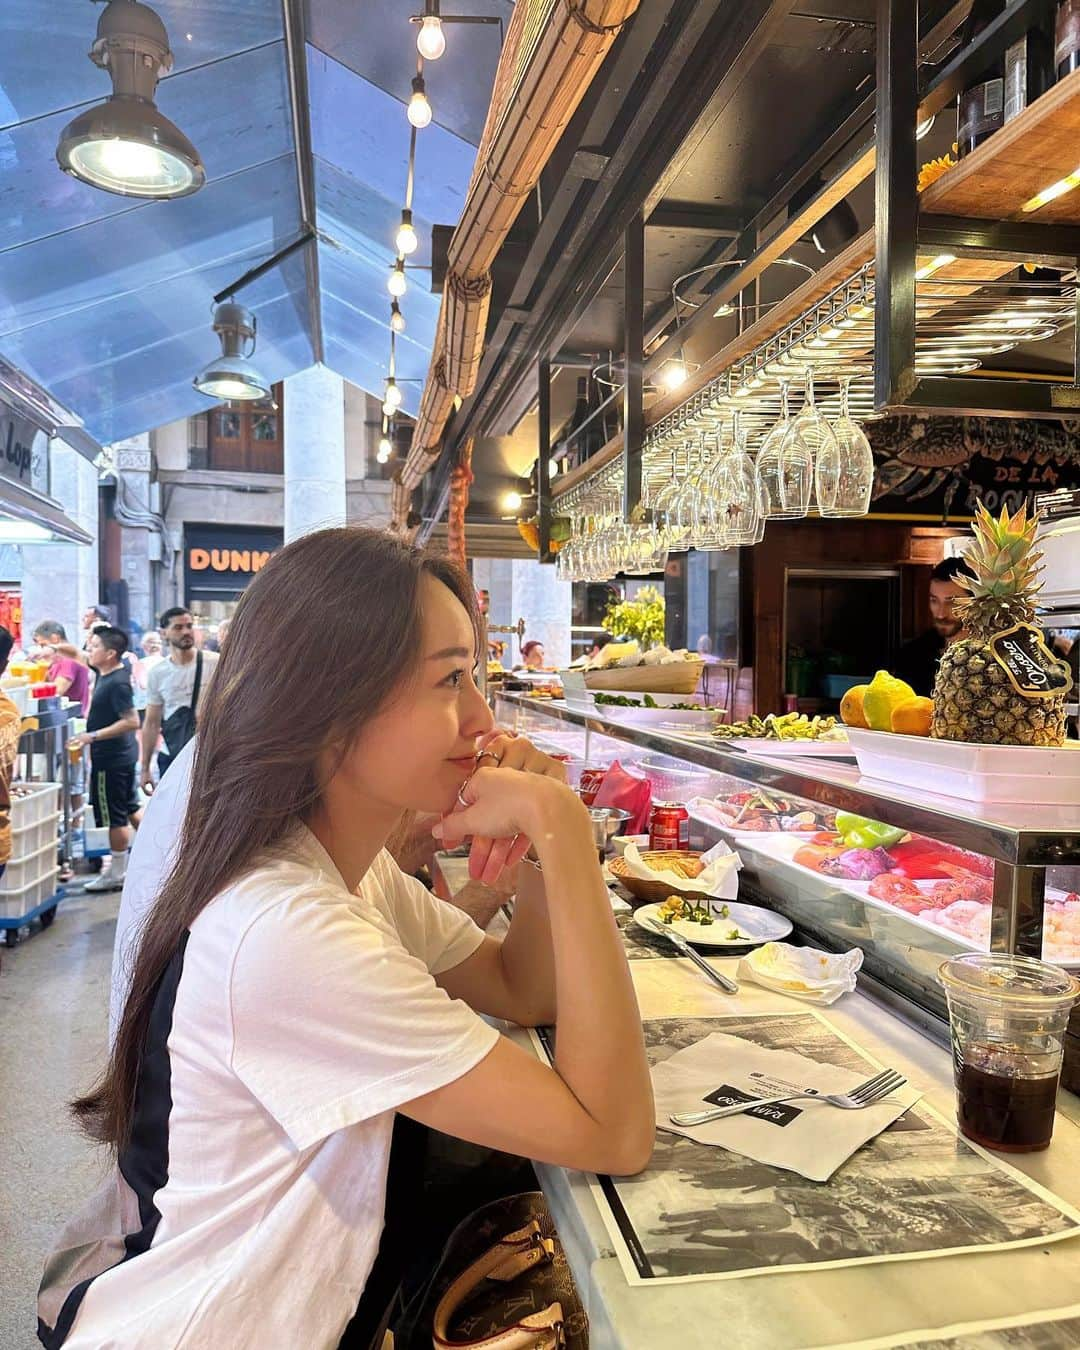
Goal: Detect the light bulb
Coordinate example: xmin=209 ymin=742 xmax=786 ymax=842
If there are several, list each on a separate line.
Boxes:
xmin=503 ymin=491 xmax=523 ymax=512
xmin=384 ymin=380 xmax=403 ymax=409
xmin=407 ymin=77 xmax=432 ymax=129
xmin=387 ymin=261 xmax=407 ymax=298
xmin=395 ymin=210 xmax=418 ymax=255
xmin=377 ymin=436 xmax=392 ymax=463
xmin=661 ymin=361 xmax=688 ymax=391
xmin=417 ymin=14 xmax=446 ymax=60
xmin=390 ymin=301 xmax=406 ymax=334
xmin=548 ymin=457 xmax=559 ymax=477
xmin=382 ymin=399 xmax=396 ymax=418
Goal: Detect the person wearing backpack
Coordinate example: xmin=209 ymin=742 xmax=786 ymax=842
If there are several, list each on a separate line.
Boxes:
xmin=140 ymin=608 xmax=218 ymax=793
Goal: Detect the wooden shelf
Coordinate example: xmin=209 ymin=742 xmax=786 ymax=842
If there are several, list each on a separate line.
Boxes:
xmin=921 ymin=68 xmax=1080 ymax=222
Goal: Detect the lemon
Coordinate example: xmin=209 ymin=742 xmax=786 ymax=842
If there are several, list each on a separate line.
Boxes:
xmin=862 ymin=670 xmax=917 ymax=732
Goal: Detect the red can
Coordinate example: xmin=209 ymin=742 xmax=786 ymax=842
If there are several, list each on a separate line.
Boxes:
xmin=578 ymin=766 xmax=606 ymax=806
xmin=649 ymin=801 xmax=689 ymax=851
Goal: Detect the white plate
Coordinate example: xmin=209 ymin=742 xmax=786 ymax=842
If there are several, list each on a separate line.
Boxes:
xmin=633 ymin=899 xmax=793 ymax=949
xmin=724 ymin=736 xmax=856 ymax=759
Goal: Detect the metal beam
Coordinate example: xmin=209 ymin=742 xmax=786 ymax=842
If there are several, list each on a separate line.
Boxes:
xmin=648 ymin=201 xmax=744 ymax=234
xmin=537 ymin=356 xmax=552 ymax=560
xmin=918 ymin=215 xmax=1080 ymax=262
xmin=281 ymin=0 xmax=323 ymax=364
xmin=623 ymin=212 xmax=645 ymax=521
xmin=874 ymin=0 xmax=919 ymax=409
xmin=904 ymin=377 xmax=1080 ymax=417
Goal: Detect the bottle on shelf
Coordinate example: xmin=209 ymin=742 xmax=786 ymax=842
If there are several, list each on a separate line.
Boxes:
xmin=1057 ymin=0 xmax=1080 ymax=79
xmin=1004 ymin=1 xmax=1056 ymax=121
xmin=957 ymin=0 xmax=1006 ymax=157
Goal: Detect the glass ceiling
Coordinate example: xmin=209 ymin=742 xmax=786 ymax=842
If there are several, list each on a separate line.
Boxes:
xmin=0 ymin=1 xmax=500 ymax=446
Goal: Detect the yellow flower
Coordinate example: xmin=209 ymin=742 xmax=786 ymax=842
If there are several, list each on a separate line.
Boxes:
xmin=917 ymin=153 xmax=957 ymax=193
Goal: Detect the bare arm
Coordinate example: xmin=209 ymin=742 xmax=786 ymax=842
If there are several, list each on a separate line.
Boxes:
xmin=404 ymin=780 xmax=653 ymax=1178
xmin=141 ymin=703 xmax=163 ymax=783
xmin=70 ymin=708 xmax=139 ymax=747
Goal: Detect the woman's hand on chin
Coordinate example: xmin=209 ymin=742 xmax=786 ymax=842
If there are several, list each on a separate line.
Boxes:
xmin=432 ymin=738 xmax=586 ymax=887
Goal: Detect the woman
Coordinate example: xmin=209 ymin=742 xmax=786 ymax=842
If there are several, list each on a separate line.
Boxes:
xmin=518 ymin=639 xmax=545 ymax=670
xmin=39 ymin=528 xmax=652 ymax=1350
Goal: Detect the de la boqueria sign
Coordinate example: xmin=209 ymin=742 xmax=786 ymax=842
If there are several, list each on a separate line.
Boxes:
xmin=184 ymin=525 xmax=283 ymax=600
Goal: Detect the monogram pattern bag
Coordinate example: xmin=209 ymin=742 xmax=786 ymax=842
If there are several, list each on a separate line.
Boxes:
xmin=395 ymin=1193 xmax=587 ymax=1350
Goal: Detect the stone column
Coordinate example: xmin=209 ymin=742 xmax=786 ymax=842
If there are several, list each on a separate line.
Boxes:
xmin=114 ymin=435 xmax=154 ymax=632
xmin=21 ymin=440 xmax=99 ymax=644
xmin=510 ymin=559 xmax=572 ymax=667
xmin=284 ymin=366 xmax=346 ymax=542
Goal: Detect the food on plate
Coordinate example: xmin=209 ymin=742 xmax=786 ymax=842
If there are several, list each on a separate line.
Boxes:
xmin=885 ymin=839 xmax=994 ymax=881
xmin=593 ymin=692 xmax=706 ymax=711
xmin=868 ymin=872 xmax=923 ymax=906
xmin=834 ymin=812 xmax=905 ymax=850
xmin=839 ymin=683 xmax=870 ymax=729
xmin=920 ymin=899 xmax=992 ymax=946
xmin=586 ymin=641 xmax=697 ymax=672
xmin=891 ymin=696 xmax=934 ymax=737
xmin=704 ymin=789 xmax=834 ymax=833
xmin=861 ymin=670 xmax=917 ymax=732
xmin=657 ymin=894 xmax=714 ymax=926
xmin=931 ymin=502 xmax=1072 ymax=747
xmin=793 ymin=842 xmax=848 ymax=873
xmin=643 ymin=851 xmax=705 ymax=880
xmin=712 ymin=712 xmax=842 ymax=742
xmin=1045 ymin=896 xmax=1080 ymax=962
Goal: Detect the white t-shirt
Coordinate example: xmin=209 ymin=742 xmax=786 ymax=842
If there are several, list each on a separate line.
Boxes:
xmin=146 ymin=649 xmax=218 ymax=721
xmin=109 ymin=737 xmax=195 ymax=1045
xmin=64 ymin=826 xmax=497 ymax=1349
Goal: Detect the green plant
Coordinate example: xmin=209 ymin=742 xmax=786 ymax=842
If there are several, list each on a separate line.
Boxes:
xmin=603 ymin=585 xmax=666 ymax=649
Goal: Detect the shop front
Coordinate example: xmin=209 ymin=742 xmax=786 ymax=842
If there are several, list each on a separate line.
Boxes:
xmin=183 ymin=523 xmax=283 ymax=625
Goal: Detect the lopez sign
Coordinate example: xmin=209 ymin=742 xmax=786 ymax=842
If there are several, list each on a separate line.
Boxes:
xmin=0 ymin=398 xmax=47 ymax=490
xmin=184 ymin=524 xmax=283 ymax=601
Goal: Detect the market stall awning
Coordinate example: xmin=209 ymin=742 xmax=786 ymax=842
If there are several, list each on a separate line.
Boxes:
xmin=0 ymin=478 xmax=94 ymax=546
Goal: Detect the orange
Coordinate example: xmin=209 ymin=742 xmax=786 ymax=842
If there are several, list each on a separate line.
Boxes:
xmin=839 ymin=684 xmax=869 ymax=728
xmin=891 ymin=696 xmax=933 ymax=737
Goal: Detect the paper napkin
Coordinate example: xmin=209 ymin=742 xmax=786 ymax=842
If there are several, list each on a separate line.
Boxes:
xmin=623 ymin=838 xmax=741 ymax=900
xmin=735 ymin=942 xmax=863 ymax=1005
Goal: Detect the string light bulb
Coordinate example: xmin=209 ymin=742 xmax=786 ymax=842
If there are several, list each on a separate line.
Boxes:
xmin=390 ymin=300 xmax=406 ymax=334
xmin=377 ymin=434 xmax=393 ymax=464
xmin=387 ymin=259 xmax=407 ymax=297
xmin=395 ymin=208 xmax=418 ymax=256
xmin=407 ymin=75 xmax=432 ymax=129
xmin=416 ymin=11 xmax=446 ymax=61
xmin=384 ymin=378 xmax=403 ymax=409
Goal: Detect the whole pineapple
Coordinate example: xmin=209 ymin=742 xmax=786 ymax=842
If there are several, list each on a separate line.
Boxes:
xmin=931 ymin=502 xmax=1069 ymax=747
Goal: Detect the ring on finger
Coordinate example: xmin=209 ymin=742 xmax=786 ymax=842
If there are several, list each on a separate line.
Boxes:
xmin=457 ymin=783 xmax=473 ymax=808
xmin=475 ymin=748 xmax=503 ymax=767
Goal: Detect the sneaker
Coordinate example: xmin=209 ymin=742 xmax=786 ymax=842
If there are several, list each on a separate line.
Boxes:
xmin=83 ymin=872 xmax=124 ymax=893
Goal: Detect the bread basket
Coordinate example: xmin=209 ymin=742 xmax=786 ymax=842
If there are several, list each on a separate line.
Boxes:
xmin=608 ymin=850 xmax=707 ymax=905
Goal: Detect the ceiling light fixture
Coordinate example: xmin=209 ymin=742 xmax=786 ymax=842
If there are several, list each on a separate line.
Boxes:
xmin=660 ymin=361 xmax=689 ymax=391
xmin=407 ymin=74 xmax=433 ymax=128
xmin=502 ymin=490 xmax=523 ymax=512
xmin=388 ymin=259 xmax=408 ymax=297
xmin=914 ymin=253 xmax=956 ymax=280
xmin=193 ymin=302 xmax=270 ymax=401
xmin=56 ymin=0 xmax=205 ymax=199
xmin=416 ymin=3 xmax=446 ymax=60
xmin=395 ymin=208 xmax=419 ymax=255
xmin=390 ymin=300 xmax=406 ymax=334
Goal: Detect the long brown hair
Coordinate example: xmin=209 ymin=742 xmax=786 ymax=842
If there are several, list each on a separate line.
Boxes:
xmin=75 ymin=527 xmax=477 ymax=1149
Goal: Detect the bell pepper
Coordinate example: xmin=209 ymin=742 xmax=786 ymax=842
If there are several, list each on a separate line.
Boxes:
xmin=834 ymin=811 xmax=906 ymax=851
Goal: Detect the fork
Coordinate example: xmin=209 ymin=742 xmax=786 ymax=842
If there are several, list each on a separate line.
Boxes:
xmin=669 ymin=1068 xmax=907 ymax=1127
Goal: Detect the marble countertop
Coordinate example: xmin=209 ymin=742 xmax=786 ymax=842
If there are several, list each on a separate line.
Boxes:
xmin=514 ymin=952 xmax=1080 ymax=1350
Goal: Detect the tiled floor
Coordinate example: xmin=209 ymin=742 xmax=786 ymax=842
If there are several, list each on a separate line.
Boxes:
xmin=0 ymin=887 xmax=121 ymax=1350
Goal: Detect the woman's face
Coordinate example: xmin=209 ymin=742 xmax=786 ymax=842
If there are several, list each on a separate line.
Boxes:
xmin=335 ymin=574 xmax=494 ymax=818
xmin=524 ymin=644 xmax=544 ymax=669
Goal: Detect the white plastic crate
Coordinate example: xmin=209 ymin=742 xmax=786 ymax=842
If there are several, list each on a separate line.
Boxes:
xmin=0 ymin=868 xmax=60 ymax=920
xmin=11 ymin=782 xmax=62 ymax=828
xmin=1 ymin=840 xmax=59 ymax=891
xmin=1 ymin=683 xmax=31 ymax=716
xmin=11 ymin=811 xmax=60 ymax=860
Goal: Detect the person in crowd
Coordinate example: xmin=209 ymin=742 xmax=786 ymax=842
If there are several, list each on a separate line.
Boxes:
xmin=204 ymin=618 xmax=231 ymax=653
xmin=0 ymin=626 xmax=23 ymax=881
xmin=68 ymin=627 xmax=141 ymax=894
xmin=32 ymin=621 xmax=91 ymax=715
xmin=42 ymin=527 xmax=652 ymax=1350
xmin=518 ymin=639 xmax=545 ymax=670
xmin=893 ymin=556 xmax=977 ymax=697
xmin=586 ymin=632 xmax=613 ymax=660
xmin=139 ymin=630 xmax=164 ymax=668
xmin=141 ymin=607 xmax=218 ymax=790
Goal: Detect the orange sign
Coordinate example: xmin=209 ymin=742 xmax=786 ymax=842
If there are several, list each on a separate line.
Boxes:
xmin=188 ymin=548 xmax=273 ymax=575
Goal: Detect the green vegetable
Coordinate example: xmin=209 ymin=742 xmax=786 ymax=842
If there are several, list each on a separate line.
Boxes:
xmin=593 ymin=692 xmax=703 ymax=711
xmin=835 ymin=811 xmax=906 ymax=850
xmin=728 ymin=928 xmax=748 ymax=941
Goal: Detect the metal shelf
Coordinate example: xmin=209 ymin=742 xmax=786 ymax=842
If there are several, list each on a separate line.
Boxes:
xmin=497 ymin=693 xmax=1080 ymax=867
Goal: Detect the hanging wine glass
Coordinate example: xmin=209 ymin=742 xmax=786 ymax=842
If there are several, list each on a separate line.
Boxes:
xmin=721 ymin=411 xmax=761 ymax=547
xmin=815 ymin=375 xmax=875 ymax=517
xmin=780 ymin=366 xmax=834 ymax=515
xmin=756 ymin=381 xmax=806 ymax=520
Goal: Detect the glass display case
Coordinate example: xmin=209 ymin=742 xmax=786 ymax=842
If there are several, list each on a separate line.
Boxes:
xmin=495 ymin=692 xmax=1080 ymax=1076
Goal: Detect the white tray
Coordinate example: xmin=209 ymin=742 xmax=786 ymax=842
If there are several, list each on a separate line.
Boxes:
xmin=846 ymin=728 xmax=1080 ymax=804
xmin=727 ymin=737 xmax=855 ymax=760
